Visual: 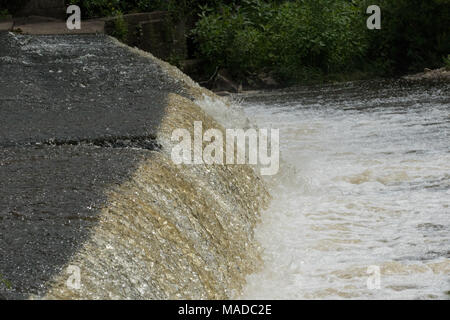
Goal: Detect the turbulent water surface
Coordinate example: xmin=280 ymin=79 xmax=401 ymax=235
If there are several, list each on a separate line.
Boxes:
xmin=239 ymin=80 xmax=450 ymax=299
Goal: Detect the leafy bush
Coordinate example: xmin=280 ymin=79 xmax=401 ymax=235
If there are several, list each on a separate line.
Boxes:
xmin=192 ymin=2 xmax=272 ymax=78
xmin=193 ymin=0 xmax=368 ymax=82
xmin=62 ymin=0 xmax=450 ymax=82
xmin=366 ymin=0 xmax=450 ymax=75
xmin=266 ymin=0 xmax=367 ymax=82
xmin=66 ymin=0 xmax=162 ymax=18
xmin=110 ymin=10 xmax=128 ymax=42
xmin=444 ymin=55 xmax=450 ymax=71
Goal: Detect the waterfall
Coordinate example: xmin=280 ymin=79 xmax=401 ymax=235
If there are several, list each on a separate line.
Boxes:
xmin=39 ymin=39 xmax=270 ymax=299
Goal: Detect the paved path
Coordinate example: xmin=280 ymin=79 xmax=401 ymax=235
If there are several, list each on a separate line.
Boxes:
xmin=0 ymin=16 xmax=105 ymax=34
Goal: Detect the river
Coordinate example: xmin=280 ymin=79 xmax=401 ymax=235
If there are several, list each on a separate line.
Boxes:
xmin=2 ymin=31 xmax=448 ymax=299
xmin=237 ymin=79 xmax=450 ymax=299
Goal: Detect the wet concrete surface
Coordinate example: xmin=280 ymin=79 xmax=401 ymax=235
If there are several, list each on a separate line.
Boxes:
xmin=0 ymin=32 xmax=187 ymax=145
xmin=0 ymin=32 xmax=185 ymax=299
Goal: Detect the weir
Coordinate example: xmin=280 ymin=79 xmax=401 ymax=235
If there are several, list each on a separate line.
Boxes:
xmin=0 ymin=32 xmax=269 ymax=299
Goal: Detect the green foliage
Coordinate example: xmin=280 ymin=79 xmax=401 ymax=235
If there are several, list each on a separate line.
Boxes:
xmin=444 ymin=55 xmax=450 ymax=71
xmin=0 ymin=0 xmax=27 ymax=14
xmin=267 ymin=0 xmax=367 ymax=82
xmin=192 ymin=0 xmax=368 ymax=82
xmin=0 ymin=8 xmax=9 ymax=18
xmin=110 ymin=10 xmax=128 ymax=43
xmin=65 ymin=0 xmax=226 ymax=18
xmin=0 ymin=272 xmax=12 ymax=290
xmin=67 ymin=0 xmax=119 ymax=18
xmin=167 ymin=53 xmax=184 ymax=68
xmin=63 ymin=0 xmax=450 ymax=82
xmin=192 ymin=2 xmax=271 ymax=78
xmin=366 ymin=0 xmax=450 ymax=75
xmin=66 ymin=0 xmax=164 ymax=18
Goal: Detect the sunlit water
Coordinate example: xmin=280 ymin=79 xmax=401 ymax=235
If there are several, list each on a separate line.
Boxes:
xmin=238 ymin=80 xmax=450 ymax=299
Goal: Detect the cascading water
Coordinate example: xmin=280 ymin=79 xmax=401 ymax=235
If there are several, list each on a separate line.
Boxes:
xmin=0 ymin=33 xmax=269 ymax=300
xmin=239 ymin=80 xmax=450 ymax=299
xmin=2 ymin=31 xmax=448 ymax=300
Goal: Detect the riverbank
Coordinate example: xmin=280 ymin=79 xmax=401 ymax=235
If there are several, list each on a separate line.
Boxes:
xmin=403 ymin=67 xmax=450 ymax=82
xmin=3 ymin=8 xmax=449 ymax=94
xmin=3 ymin=1 xmax=449 ymax=91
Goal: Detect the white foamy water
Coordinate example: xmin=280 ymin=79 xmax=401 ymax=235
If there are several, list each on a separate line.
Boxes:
xmin=239 ymin=80 xmax=450 ymax=299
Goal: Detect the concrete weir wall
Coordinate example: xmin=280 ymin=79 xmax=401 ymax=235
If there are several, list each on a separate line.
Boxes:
xmin=0 ymin=33 xmax=269 ymax=299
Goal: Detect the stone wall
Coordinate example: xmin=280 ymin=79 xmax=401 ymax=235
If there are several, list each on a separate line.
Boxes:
xmin=105 ymin=12 xmax=188 ymax=63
